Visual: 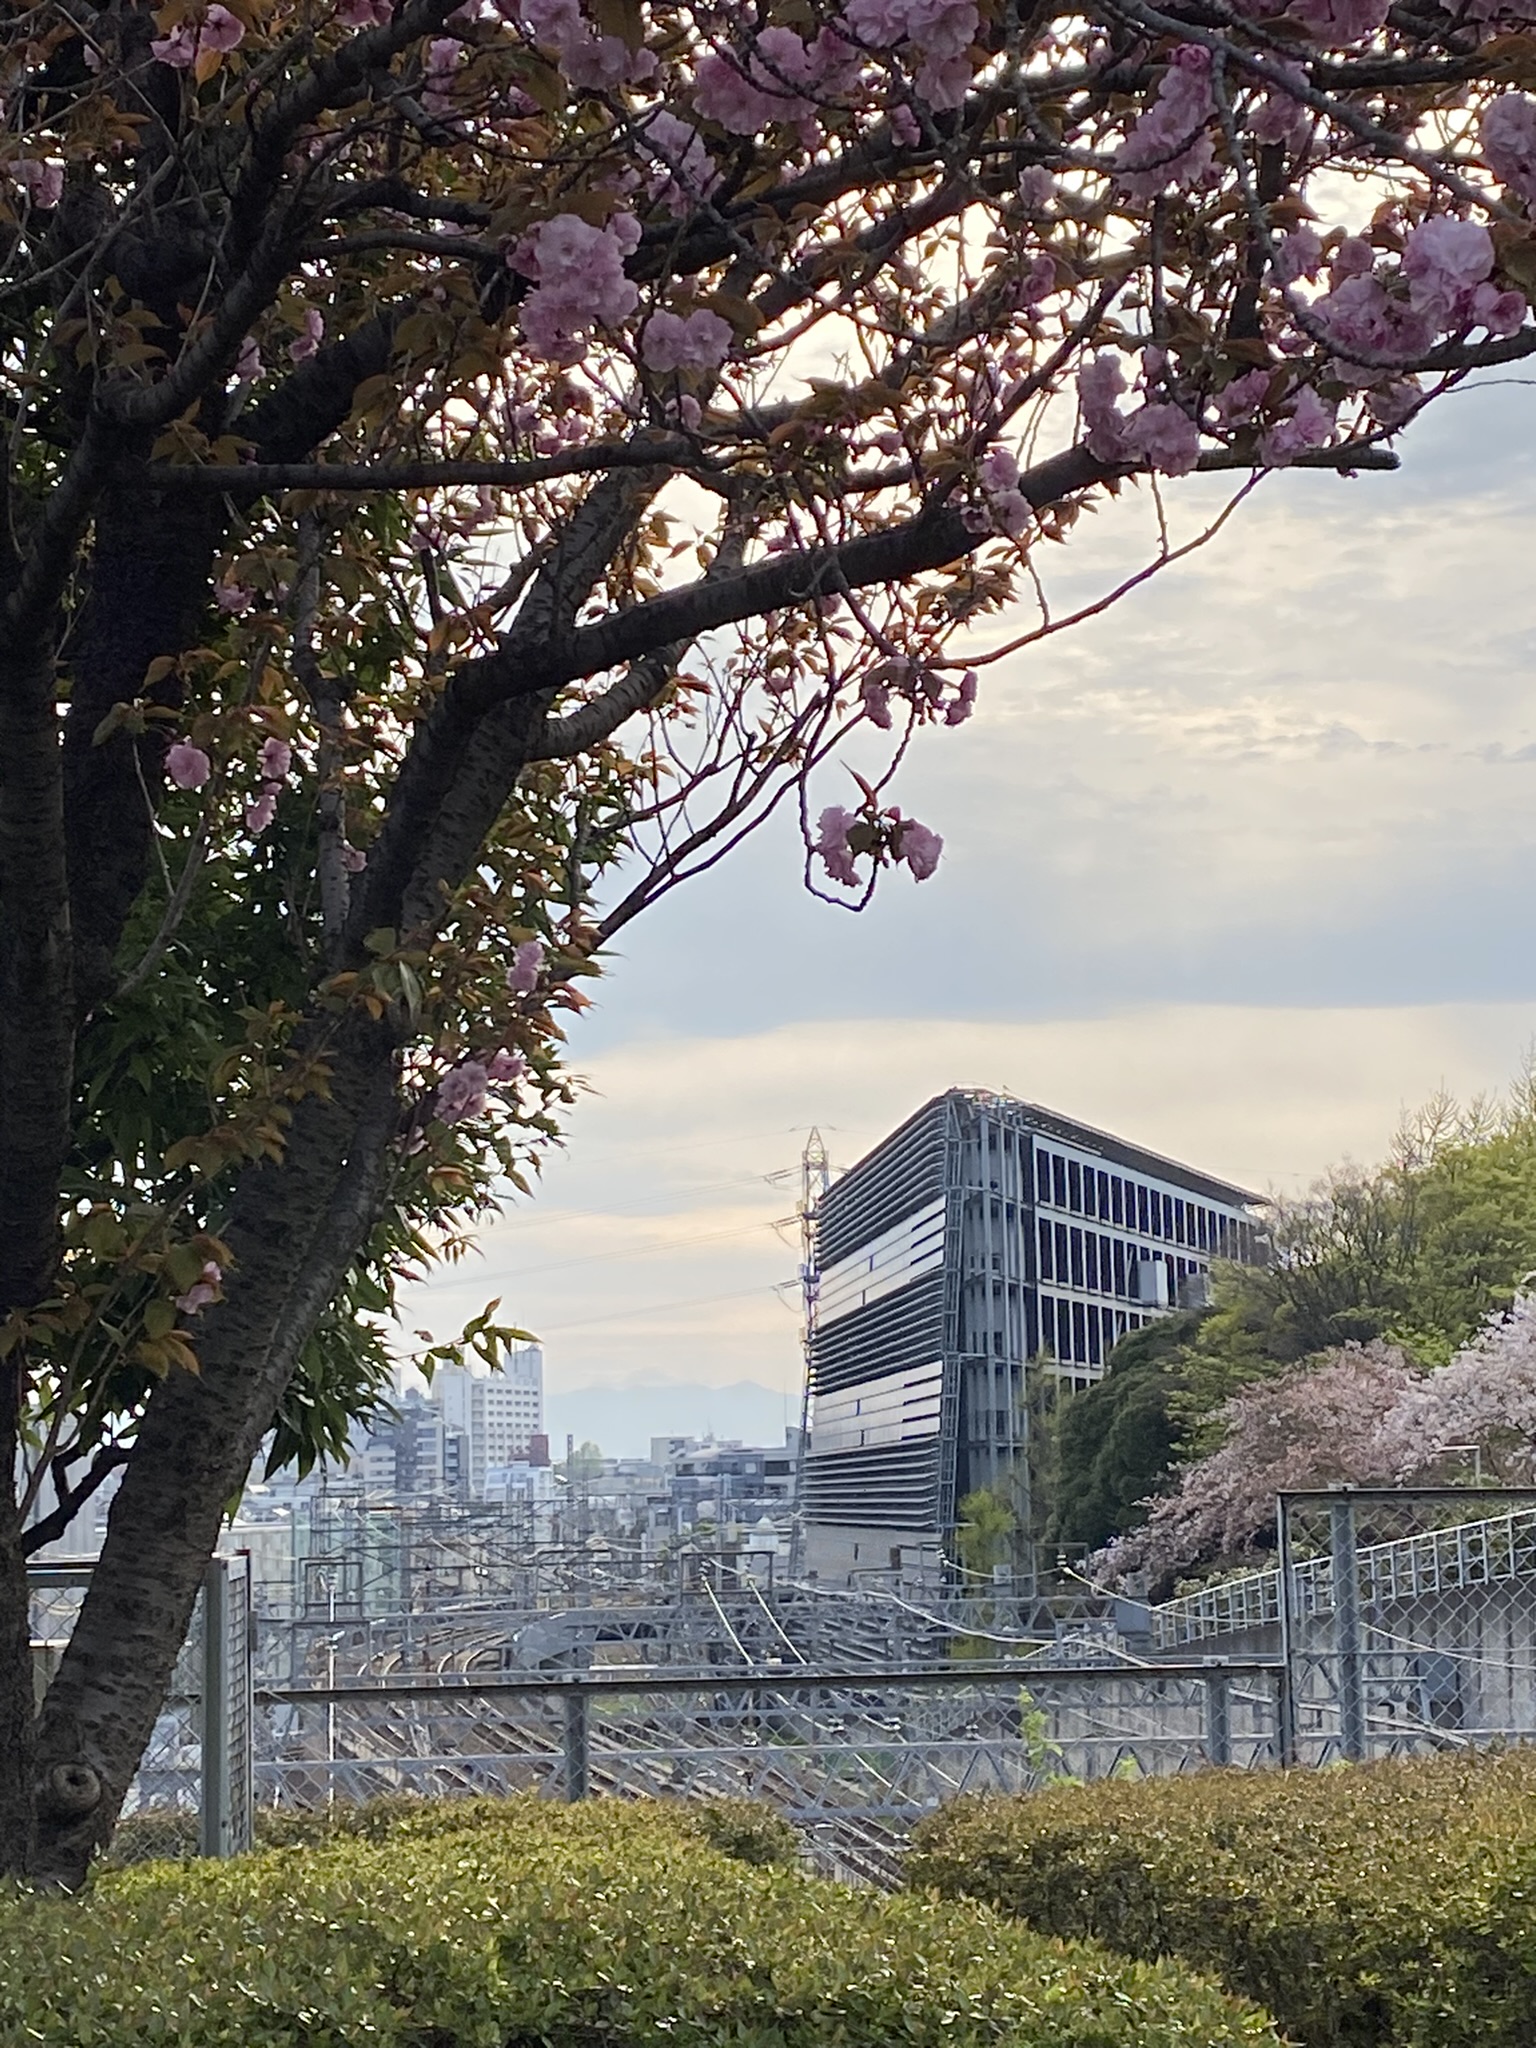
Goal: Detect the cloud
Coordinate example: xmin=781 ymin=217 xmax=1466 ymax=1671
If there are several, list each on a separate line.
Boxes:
xmin=410 ymin=1002 xmax=1536 ymax=1398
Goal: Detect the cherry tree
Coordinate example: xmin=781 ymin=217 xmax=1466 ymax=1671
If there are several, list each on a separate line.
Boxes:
xmin=1098 ymin=1301 xmax=1536 ymax=1587
xmin=1 ymin=0 xmax=1533 ymax=1881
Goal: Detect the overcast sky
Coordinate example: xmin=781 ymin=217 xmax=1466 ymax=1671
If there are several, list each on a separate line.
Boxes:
xmin=407 ymin=375 xmax=1536 ymax=1423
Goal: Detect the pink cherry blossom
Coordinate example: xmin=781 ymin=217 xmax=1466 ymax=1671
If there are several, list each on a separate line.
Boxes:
xmin=978 ymin=445 xmax=1018 ymax=493
xmin=1078 ymin=352 xmax=1130 ymax=461
xmin=640 ymin=308 xmax=733 ymax=373
xmin=486 ymin=1049 xmax=525 ymax=1083
xmin=860 ymin=676 xmax=893 ymax=728
xmin=1260 ymin=383 xmax=1336 ymax=465
xmin=814 ymin=805 xmax=860 ymax=887
xmin=693 ymin=50 xmax=792 ymax=135
xmin=1313 ymin=271 xmax=1431 ymax=365
xmin=259 ymin=736 xmax=292 ymax=781
xmin=234 ymin=334 xmax=262 ymax=382
xmin=1124 ymin=401 xmax=1202 ymax=477
xmin=1114 ymin=46 xmax=1216 ymax=200
xmin=245 ymin=787 xmax=278 ymax=834
xmin=506 ymin=938 xmax=545 ymax=993
xmin=516 ymin=0 xmax=651 ymax=89
xmin=1248 ymin=61 xmax=1311 ymax=150
xmin=1273 ymin=225 xmax=1323 ymax=287
xmin=1401 ymin=215 xmax=1494 ymax=329
xmin=896 ymin=816 xmax=943 ymax=880
xmin=1330 ymin=235 xmax=1375 ymax=282
xmin=166 ymin=742 xmax=212 ymax=791
xmin=1017 ymin=166 xmax=1055 ymax=211
xmin=175 ymin=1260 xmax=223 ymax=1316
xmin=436 ymin=1059 xmax=490 ymax=1123
xmin=1483 ymin=94 xmax=1536 ymax=206
xmin=944 ymin=670 xmax=978 ymax=726
xmin=12 ymin=159 xmax=62 ymax=210
xmin=641 ymin=111 xmax=720 ymax=205
xmin=1211 ymin=367 xmax=1273 ymax=428
xmin=339 ymin=840 xmax=368 ymax=873
xmin=215 ymin=581 xmax=254 ymax=614
xmin=1472 ymin=280 xmax=1527 ymax=337
xmin=337 ymin=0 xmax=395 ymax=23
xmin=889 ymin=101 xmax=921 ymax=146
xmin=150 ymin=22 xmax=200 ymax=66
xmin=915 ymin=52 xmax=972 ymax=108
xmin=513 ymin=213 xmax=640 ymax=362
xmin=203 ymin=5 xmax=245 ymax=49
xmin=288 ymin=307 xmax=325 ymax=363
xmin=152 ymin=4 xmax=245 ymax=66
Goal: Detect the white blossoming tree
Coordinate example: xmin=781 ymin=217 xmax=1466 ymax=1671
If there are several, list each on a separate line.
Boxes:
xmin=2 ymin=0 xmax=1533 ymax=1881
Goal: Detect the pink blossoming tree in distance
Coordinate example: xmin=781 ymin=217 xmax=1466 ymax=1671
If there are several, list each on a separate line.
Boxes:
xmin=1099 ymin=1301 xmax=1536 ymax=1588
xmin=0 ymin=0 xmax=1532 ymax=1883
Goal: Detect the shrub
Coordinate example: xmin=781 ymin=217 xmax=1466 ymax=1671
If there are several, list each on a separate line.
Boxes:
xmin=0 ymin=1795 xmax=1278 ymax=2047
xmin=906 ymin=1749 xmax=1536 ymax=2048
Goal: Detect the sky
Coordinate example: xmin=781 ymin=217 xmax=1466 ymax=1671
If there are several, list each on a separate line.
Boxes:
xmin=405 ymin=374 xmax=1536 ymax=1450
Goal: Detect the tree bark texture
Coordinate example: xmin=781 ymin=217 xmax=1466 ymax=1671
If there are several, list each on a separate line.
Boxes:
xmin=31 ymin=1013 xmax=400 ymax=1886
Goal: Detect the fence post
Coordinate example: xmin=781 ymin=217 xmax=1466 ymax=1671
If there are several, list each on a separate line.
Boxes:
xmin=563 ymin=1686 xmax=590 ymax=1802
xmin=1331 ymin=1496 xmax=1366 ymax=1762
xmin=199 ymin=1560 xmax=230 ymax=1857
xmin=1276 ymin=1496 xmax=1299 ymax=1767
xmin=1203 ymin=1668 xmax=1231 ymax=1767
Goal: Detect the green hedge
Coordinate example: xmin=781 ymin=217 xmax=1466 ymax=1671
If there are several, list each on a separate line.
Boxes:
xmin=2 ymin=1795 xmax=1278 ymax=2048
xmin=906 ymin=1749 xmax=1536 ymax=2048
xmin=104 ymin=1791 xmax=803 ymax=1869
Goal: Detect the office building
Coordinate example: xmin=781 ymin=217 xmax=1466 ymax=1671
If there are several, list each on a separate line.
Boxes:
xmin=801 ymin=1090 xmax=1263 ymax=1580
xmin=433 ymin=1343 xmax=544 ymax=1499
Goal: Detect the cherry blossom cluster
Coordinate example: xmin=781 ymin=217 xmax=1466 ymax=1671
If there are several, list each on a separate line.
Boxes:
xmin=814 ymin=803 xmax=943 ymax=888
xmin=858 ymin=658 xmax=976 ymax=731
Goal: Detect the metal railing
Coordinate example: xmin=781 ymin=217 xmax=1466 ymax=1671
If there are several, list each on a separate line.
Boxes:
xmin=1150 ymin=1496 xmax=1536 ymax=1650
xmin=251 ymin=1657 xmax=1283 ymax=1870
xmin=28 ymin=1554 xmax=253 ymax=1860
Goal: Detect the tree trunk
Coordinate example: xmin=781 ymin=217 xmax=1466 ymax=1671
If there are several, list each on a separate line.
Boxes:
xmin=0 ymin=1369 xmax=36 ymax=1879
xmin=29 ymin=1015 xmax=399 ymax=1886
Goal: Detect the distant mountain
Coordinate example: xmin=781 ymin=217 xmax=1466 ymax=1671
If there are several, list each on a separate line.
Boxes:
xmin=544 ymin=1380 xmax=796 ymax=1461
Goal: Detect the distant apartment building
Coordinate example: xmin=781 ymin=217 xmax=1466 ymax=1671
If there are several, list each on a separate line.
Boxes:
xmin=433 ymin=1343 xmax=544 ymax=1498
xmin=802 ymin=1090 xmax=1263 ymax=1582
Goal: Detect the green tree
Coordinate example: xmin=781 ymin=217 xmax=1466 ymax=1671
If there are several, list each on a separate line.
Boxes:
xmin=955 ymin=1485 xmax=1019 ymax=1580
xmin=1047 ymin=1313 xmax=1203 ymax=1554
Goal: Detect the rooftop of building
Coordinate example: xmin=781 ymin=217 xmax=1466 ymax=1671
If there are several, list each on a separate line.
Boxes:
xmin=834 ymin=1087 xmax=1266 ymax=1213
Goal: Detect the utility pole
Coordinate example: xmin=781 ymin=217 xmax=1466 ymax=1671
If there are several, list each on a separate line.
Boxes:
xmin=787 ymin=1128 xmax=830 ymax=1582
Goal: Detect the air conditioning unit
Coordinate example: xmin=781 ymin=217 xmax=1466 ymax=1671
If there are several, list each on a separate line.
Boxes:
xmin=1131 ymin=1257 xmax=1170 ymax=1308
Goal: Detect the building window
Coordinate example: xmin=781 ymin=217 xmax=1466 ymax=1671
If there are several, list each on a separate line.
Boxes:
xmin=1083 ymin=1167 xmax=1097 ymax=1218
xmin=1053 ymin=1156 xmax=1067 ymax=1207
xmin=1038 ymin=1216 xmax=1054 ymax=1279
xmin=1087 ymin=1306 xmax=1103 ymax=1366
xmin=1071 ymin=1300 xmax=1087 ymax=1361
xmin=1055 ymin=1219 xmax=1069 ymax=1279
xmin=1112 ymin=1238 xmax=1126 ymax=1296
xmin=1097 ymin=1169 xmax=1110 ymax=1219
xmin=1136 ymin=1183 xmax=1149 ymax=1233
xmin=1069 ymin=1227 xmax=1084 ymax=1288
xmin=1111 ymin=1176 xmax=1124 ymax=1225
xmin=1068 ymin=1159 xmax=1081 ymax=1211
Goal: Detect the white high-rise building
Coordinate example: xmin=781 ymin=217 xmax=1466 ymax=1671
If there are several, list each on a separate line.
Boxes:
xmin=433 ymin=1344 xmax=544 ymax=1498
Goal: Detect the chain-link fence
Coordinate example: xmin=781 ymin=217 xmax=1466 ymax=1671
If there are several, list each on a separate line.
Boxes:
xmin=252 ymin=1658 xmax=1280 ymax=1876
xmin=28 ymin=1554 xmax=254 ymax=1864
xmin=1276 ymin=1488 xmax=1536 ymax=1764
